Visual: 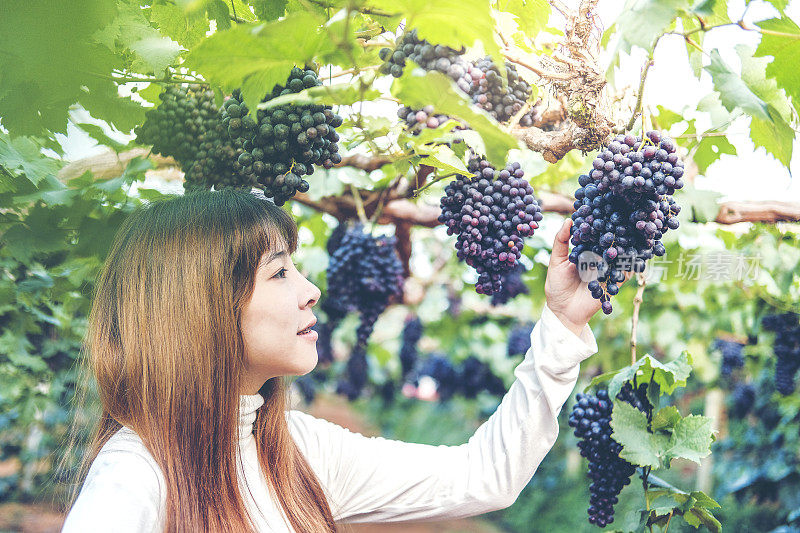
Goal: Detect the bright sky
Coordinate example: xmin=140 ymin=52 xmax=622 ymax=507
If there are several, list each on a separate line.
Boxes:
xmin=57 ymin=0 xmax=800 ymax=203
xmin=596 ymin=0 xmax=800 ymax=202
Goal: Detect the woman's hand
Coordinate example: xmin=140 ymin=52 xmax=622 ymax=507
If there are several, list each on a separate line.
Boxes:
xmin=544 ymin=218 xmax=630 ymax=337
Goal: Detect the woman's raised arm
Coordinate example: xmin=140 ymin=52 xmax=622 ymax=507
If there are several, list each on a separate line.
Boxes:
xmin=287 ymin=219 xmax=604 ymax=523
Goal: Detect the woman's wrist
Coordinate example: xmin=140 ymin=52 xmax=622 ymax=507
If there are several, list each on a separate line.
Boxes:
xmin=547 ymin=306 xmax=587 ymax=338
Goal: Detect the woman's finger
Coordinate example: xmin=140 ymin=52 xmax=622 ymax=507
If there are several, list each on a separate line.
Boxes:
xmin=550 ymin=218 xmax=572 ymax=266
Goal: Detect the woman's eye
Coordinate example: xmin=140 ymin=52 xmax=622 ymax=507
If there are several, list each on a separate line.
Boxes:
xmin=272 ymin=268 xmax=288 ymax=279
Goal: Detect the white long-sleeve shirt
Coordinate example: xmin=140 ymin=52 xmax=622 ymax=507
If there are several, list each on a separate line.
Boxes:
xmin=62 ymin=304 xmax=597 ymax=532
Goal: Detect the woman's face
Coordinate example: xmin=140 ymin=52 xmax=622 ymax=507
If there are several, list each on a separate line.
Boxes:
xmin=239 ymin=246 xmax=321 ymax=395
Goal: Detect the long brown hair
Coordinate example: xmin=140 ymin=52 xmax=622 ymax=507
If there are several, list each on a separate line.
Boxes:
xmin=61 ymin=189 xmax=336 ymax=532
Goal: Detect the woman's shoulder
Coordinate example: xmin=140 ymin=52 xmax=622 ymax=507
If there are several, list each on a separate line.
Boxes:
xmin=102 ymin=426 xmax=156 ymax=460
xmin=88 ymin=426 xmax=165 ymax=494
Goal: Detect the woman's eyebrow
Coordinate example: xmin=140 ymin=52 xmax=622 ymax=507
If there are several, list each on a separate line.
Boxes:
xmin=261 ymin=250 xmax=287 ymax=269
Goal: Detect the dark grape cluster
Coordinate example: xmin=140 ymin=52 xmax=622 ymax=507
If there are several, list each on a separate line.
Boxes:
xmin=729 ymin=383 xmax=756 ymax=419
xmin=337 ymin=348 xmax=368 ymax=401
xmin=293 ymin=375 xmax=317 ymax=404
xmin=218 ymin=68 xmax=344 ymax=205
xmin=135 ymin=85 xmax=220 ymax=167
xmin=569 ymin=131 xmax=684 ymax=314
xmin=416 ymin=354 xmax=460 ymax=401
xmin=762 ymin=312 xmax=800 ymax=395
xmin=569 ymin=382 xmax=650 ymax=528
xmin=712 ymin=338 xmax=745 ymax=377
xmin=460 ymin=355 xmax=505 ymax=398
xmin=460 ymin=58 xmax=534 ymax=123
xmin=326 ymin=224 xmax=405 ymax=349
xmin=379 ymin=29 xmax=468 ymax=80
xmin=406 ymin=353 xmax=507 ymax=401
xmin=325 ymin=224 xmax=405 ymax=398
xmin=439 ymin=159 xmax=543 ymax=295
xmin=490 ymin=263 xmax=530 ymax=306
xmin=399 ymin=316 xmax=423 ymax=378
xmin=507 ymin=321 xmax=535 ymax=357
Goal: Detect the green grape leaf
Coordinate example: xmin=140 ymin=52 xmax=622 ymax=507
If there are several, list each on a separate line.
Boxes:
xmin=0 ymin=135 xmax=61 ymax=186
xmin=705 ymin=45 xmax=794 ymax=169
xmin=665 ymin=414 xmax=714 ymax=464
xmin=680 ymin=182 xmax=722 ymax=223
xmin=128 ymin=33 xmax=184 ymax=74
xmin=739 ymin=45 xmax=792 ymax=121
xmin=705 ymin=49 xmax=770 ymax=121
xmin=0 ymin=331 xmax=46 ymax=372
xmin=613 ymin=0 xmax=691 ymax=53
xmin=651 ymin=406 xmax=681 ymax=432
xmin=653 ymin=105 xmax=685 ymax=130
xmin=0 ymin=1 xmax=119 ymax=136
xmin=251 ymin=0 xmax=288 ymax=21
xmin=186 ymin=12 xmax=329 ymax=112
xmin=231 ymin=0 xmax=258 ymax=22
xmin=206 ymin=0 xmax=232 ymax=30
xmin=75 ymin=123 xmax=129 ymax=153
xmin=497 ymin=0 xmax=550 ymax=37
xmin=751 ymin=105 xmax=794 ymax=169
xmin=682 ymin=502 xmax=722 ymax=532
xmin=610 ymin=401 xmax=670 ymax=468
xmin=590 ymin=352 xmax=693 ymax=399
xmin=367 ymin=0 xmax=503 ymax=73
xmin=136 ymin=83 xmax=164 ymax=105
xmin=392 ymin=68 xmax=519 ymax=164
xmin=100 ymin=2 xmax=184 ymax=74
xmin=691 ymin=135 xmax=736 ymax=174
xmin=646 ymin=488 xmax=721 ymax=532
xmin=689 ymin=0 xmax=730 ymax=25
xmin=149 ymin=3 xmax=209 ymax=49
xmin=412 ymin=144 xmax=470 ymax=175
xmin=754 ymin=16 xmax=800 ymax=116
xmin=78 ymin=79 xmax=146 ymax=133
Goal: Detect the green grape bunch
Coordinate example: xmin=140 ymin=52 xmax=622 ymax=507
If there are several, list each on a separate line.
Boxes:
xmin=134 ymin=84 xmax=219 ymax=167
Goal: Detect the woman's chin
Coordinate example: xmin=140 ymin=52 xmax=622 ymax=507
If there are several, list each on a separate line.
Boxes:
xmin=294 ymin=348 xmax=318 ymax=376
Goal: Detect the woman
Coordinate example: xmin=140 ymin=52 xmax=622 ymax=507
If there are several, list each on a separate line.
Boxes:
xmin=61 ymin=188 xmax=602 ymax=532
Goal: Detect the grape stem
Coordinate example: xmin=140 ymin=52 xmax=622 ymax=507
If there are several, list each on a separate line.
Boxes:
xmin=641 ymin=465 xmax=654 ymax=533
xmin=89 ymin=72 xmax=202 ymax=85
xmin=411 ymin=168 xmax=456 ymax=198
xmin=319 ymin=65 xmax=381 ymax=81
xmin=630 ymin=272 xmax=647 ymax=364
xmin=304 ymin=0 xmax=394 ymax=17
xmin=349 ymin=183 xmax=369 ymax=224
xmin=663 ymin=511 xmax=674 ymax=533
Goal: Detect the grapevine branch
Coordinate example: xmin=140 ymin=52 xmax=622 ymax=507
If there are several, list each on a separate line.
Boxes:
xmin=630 ymin=272 xmax=647 ymax=364
xmin=501 ymin=0 xmax=614 ymax=163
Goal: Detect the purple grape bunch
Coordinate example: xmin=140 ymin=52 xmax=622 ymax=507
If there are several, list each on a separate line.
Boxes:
xmin=712 ymin=338 xmax=745 ymax=377
xmin=507 ymin=321 xmax=535 ymax=357
xmin=439 ymin=159 xmax=543 ymax=295
xmin=729 ymin=383 xmax=756 ymax=419
xmin=569 ymin=382 xmax=650 ymax=528
xmin=568 ymin=130 xmax=684 ymax=314
xmin=325 ymin=224 xmax=405 ymax=400
xmin=459 ymin=58 xmax=535 ymax=124
xmin=762 ymin=312 xmax=800 ymax=395
xmin=490 ymin=262 xmax=530 ymax=306
xmin=399 ymin=316 xmax=423 ymax=379
xmin=379 ymin=29 xmax=469 ymax=80
xmin=397 ymin=105 xmax=453 ymax=133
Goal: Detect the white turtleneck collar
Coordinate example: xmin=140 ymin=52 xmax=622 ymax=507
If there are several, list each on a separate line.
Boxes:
xmin=238 ymin=393 xmax=265 ymax=440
